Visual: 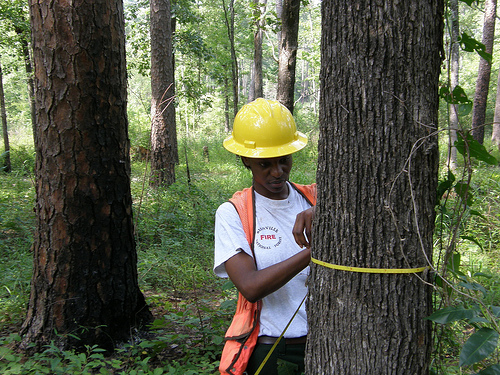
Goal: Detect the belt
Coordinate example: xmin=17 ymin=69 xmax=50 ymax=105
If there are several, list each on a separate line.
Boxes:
xmin=257 ymin=335 xmax=307 ymax=345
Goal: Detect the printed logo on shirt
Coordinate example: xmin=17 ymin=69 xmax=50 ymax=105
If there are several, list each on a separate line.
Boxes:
xmin=255 ymin=226 xmax=282 ymax=249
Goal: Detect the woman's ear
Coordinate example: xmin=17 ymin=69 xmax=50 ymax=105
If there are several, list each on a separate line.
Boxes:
xmin=241 ymin=156 xmax=251 ymax=169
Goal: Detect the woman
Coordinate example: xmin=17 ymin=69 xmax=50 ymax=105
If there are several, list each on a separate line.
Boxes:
xmin=214 ymin=98 xmax=315 ymax=375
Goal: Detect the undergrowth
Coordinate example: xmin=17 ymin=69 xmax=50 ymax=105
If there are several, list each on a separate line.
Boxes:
xmin=1 ymin=132 xmax=499 ymax=373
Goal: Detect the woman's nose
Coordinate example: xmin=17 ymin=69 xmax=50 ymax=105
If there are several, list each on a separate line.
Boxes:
xmin=270 ymin=163 xmax=283 ymax=177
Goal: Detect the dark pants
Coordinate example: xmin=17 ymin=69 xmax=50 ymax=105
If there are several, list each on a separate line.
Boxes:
xmin=245 ymin=340 xmax=305 ymax=375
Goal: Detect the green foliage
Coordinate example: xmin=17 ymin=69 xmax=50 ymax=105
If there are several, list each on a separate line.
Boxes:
xmin=432 ymin=132 xmax=500 ymax=373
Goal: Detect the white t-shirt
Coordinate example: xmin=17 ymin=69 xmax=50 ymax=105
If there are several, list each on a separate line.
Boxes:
xmin=214 ymin=182 xmax=312 ymax=338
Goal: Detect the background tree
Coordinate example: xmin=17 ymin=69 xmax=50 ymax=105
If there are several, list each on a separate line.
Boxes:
xmin=276 ymin=0 xmax=300 ymax=113
xmin=150 ymin=0 xmax=178 ymax=187
xmin=307 ymin=0 xmax=443 ymax=373
xmin=0 ymin=56 xmax=10 ymax=172
xmin=222 ymin=0 xmax=239 ymax=119
xmin=0 ymin=0 xmax=36 ymax=147
xmin=448 ymin=0 xmax=460 ymax=171
xmin=492 ymin=65 xmax=500 ymax=150
xmin=250 ymin=0 xmax=267 ymax=101
xmin=20 ymin=0 xmax=152 ymax=351
xmin=470 ymin=0 xmax=496 ymax=144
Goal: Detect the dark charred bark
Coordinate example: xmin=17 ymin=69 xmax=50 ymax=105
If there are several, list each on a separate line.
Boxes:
xmin=21 ymin=0 xmax=152 ymax=352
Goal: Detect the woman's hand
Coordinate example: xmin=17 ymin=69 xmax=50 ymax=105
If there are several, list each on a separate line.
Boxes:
xmin=292 ymin=206 xmax=315 ymax=248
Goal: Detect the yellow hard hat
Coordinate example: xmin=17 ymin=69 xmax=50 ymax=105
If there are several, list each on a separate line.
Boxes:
xmin=223 ymin=98 xmax=307 ymax=158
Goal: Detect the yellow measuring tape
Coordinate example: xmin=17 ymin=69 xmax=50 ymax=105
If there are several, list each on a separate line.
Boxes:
xmin=254 ymin=293 xmax=307 ymax=375
xmin=311 ymin=257 xmax=429 ymax=274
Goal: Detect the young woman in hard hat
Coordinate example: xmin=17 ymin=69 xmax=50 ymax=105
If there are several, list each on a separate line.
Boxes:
xmin=214 ymin=98 xmax=315 ymax=375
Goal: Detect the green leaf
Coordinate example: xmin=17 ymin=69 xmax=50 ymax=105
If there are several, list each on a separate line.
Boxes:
xmin=477 ymin=364 xmax=500 ymax=375
xmin=455 ymin=133 xmax=498 ymax=165
xmin=490 ymin=306 xmax=500 ymax=317
xmin=461 ymin=235 xmax=484 ymax=252
xmin=455 ymin=182 xmax=474 ymax=206
xmin=459 ymin=33 xmax=492 ymax=63
xmin=448 ymin=252 xmax=461 ymax=274
xmin=436 ymin=170 xmax=455 ymax=203
xmin=469 ymin=210 xmax=487 ymax=220
xmin=426 ymin=305 xmax=479 ymax=324
xmin=460 ymin=328 xmax=499 ymax=367
xmin=458 ymin=281 xmax=486 ymax=294
xmin=459 ymin=0 xmax=477 ymax=5
xmin=458 ymin=102 xmax=473 ymax=116
xmin=222 ymin=280 xmax=235 ymax=290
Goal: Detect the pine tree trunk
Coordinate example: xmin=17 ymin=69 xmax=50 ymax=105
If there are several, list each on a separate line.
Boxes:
xmin=307 ymin=1 xmax=443 ymax=373
xmin=150 ymin=0 xmax=178 ymax=187
xmin=21 ymin=0 xmax=152 ymax=352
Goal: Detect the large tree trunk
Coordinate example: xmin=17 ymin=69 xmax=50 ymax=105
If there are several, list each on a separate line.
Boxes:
xmin=150 ymin=0 xmax=178 ymax=187
xmin=471 ymin=0 xmax=496 ymax=144
xmin=276 ymin=0 xmax=300 ymax=113
xmin=448 ymin=0 xmax=460 ymax=171
xmin=307 ymin=1 xmax=443 ymax=374
xmin=21 ymin=0 xmax=152 ymax=352
xmin=0 ymin=57 xmax=11 ymax=173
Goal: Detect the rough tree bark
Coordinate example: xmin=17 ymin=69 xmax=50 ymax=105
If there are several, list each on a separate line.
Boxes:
xmin=307 ymin=1 xmax=443 ymax=374
xmin=150 ymin=0 xmax=178 ymax=187
xmin=21 ymin=0 xmax=152 ymax=352
xmin=276 ymin=0 xmax=300 ymax=113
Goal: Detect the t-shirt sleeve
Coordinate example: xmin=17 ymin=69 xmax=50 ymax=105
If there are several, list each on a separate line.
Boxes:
xmin=213 ymin=201 xmax=253 ymax=278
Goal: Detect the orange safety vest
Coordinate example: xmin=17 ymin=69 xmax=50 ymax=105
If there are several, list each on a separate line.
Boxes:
xmin=219 ymin=183 xmax=317 ymax=375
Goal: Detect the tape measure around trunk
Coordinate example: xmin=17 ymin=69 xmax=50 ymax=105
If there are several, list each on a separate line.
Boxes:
xmin=311 ymin=257 xmax=429 ymax=274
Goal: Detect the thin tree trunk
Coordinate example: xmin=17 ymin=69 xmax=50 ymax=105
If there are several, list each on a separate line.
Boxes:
xmin=0 ymin=57 xmax=11 ymax=173
xmin=224 ymin=76 xmax=230 ymax=132
xmin=307 ymin=1 xmax=443 ymax=373
xmin=471 ymin=0 xmax=496 ymax=144
xmin=492 ymin=68 xmax=500 ymax=150
xmin=252 ymin=0 xmax=267 ymax=100
xmin=448 ymin=0 xmax=459 ymax=171
xmin=276 ymin=0 xmax=300 ymax=113
xmin=15 ymin=27 xmax=37 ymax=149
xmin=223 ymin=0 xmax=239 ymax=119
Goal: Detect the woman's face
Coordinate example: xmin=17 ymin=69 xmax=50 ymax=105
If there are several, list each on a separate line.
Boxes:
xmin=242 ymin=155 xmax=293 ymax=200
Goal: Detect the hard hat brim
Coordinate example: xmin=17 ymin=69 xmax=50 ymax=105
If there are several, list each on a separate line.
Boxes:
xmin=223 ymin=131 xmax=308 ymax=158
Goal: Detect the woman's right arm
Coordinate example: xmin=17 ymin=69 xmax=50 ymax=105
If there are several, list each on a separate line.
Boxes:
xmin=224 ymin=247 xmax=310 ymax=303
